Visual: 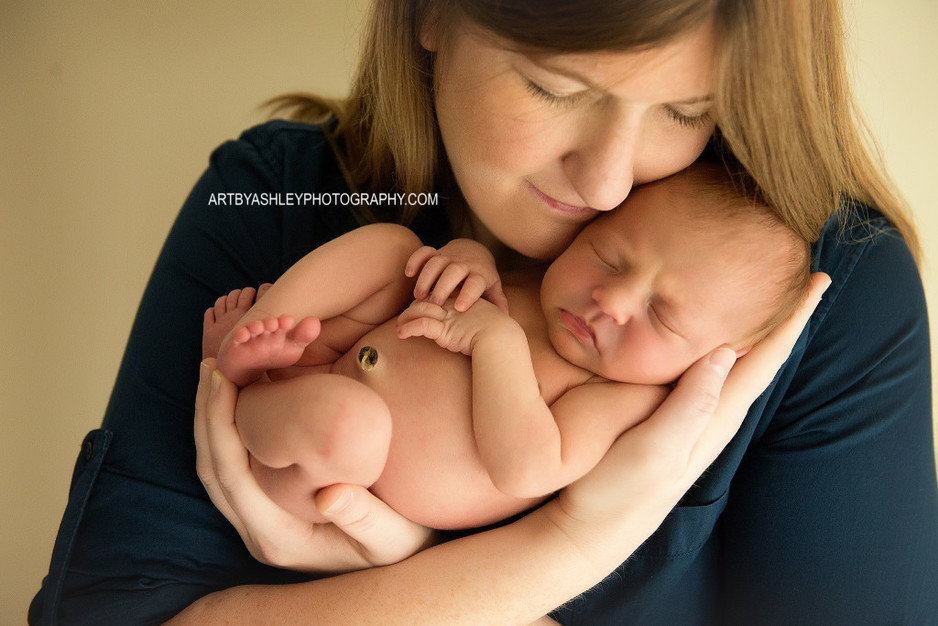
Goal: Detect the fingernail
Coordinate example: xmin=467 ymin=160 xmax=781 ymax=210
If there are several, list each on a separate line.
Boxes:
xmin=322 ymin=488 xmax=352 ymax=515
xmin=200 ymin=360 xmax=211 ymax=384
xmin=709 ymin=347 xmax=737 ymax=380
xmin=211 ymin=369 xmax=224 ymax=394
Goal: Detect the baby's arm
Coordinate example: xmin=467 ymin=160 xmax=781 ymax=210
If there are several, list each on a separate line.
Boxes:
xmin=398 ymin=299 xmax=668 ymax=498
xmin=466 ymin=310 xmax=668 ymax=497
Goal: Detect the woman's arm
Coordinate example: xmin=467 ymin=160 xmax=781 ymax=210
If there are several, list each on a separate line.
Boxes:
xmin=177 ymin=274 xmax=830 ymax=623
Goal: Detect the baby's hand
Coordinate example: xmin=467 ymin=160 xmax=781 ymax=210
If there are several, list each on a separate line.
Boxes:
xmin=404 ymin=240 xmax=509 ymax=314
xmin=397 ymin=298 xmax=510 ymax=356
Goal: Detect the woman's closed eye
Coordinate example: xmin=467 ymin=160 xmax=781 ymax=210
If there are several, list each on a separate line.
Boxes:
xmin=662 ymin=104 xmax=712 ymax=129
xmin=523 ymin=78 xmax=588 ymax=108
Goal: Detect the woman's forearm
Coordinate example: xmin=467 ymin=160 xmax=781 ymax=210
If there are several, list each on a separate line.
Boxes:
xmin=170 ymin=503 xmax=625 ymax=624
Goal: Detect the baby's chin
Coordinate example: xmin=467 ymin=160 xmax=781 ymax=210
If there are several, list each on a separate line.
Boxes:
xmin=592 ymin=361 xmax=685 ymax=387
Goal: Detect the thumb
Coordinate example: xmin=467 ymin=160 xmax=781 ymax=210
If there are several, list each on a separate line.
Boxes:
xmin=647 ymin=347 xmax=737 ymax=455
xmin=315 ymin=484 xmax=435 ymax=566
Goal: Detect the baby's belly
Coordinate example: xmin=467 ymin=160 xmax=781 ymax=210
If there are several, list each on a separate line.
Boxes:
xmin=332 ymin=320 xmax=544 ymax=530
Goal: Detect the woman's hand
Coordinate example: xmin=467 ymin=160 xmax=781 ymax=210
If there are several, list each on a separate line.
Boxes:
xmin=193 ymin=358 xmax=436 ymax=573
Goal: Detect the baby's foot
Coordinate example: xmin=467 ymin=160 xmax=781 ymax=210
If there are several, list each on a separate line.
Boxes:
xmin=218 ymin=314 xmax=321 ymax=387
xmin=202 ymin=286 xmax=270 ymax=359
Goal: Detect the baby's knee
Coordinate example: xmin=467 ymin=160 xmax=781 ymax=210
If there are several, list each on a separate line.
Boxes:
xmin=294 ymin=375 xmax=392 ymax=486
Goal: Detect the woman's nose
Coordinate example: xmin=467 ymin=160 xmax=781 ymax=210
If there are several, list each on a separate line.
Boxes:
xmin=563 ymin=106 xmax=640 ymax=212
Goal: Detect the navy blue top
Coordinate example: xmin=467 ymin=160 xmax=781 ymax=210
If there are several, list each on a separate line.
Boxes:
xmin=30 ymin=120 xmax=938 ymax=624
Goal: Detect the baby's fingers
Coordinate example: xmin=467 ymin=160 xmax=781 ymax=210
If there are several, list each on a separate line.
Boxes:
xmin=397 ymin=301 xmax=446 ymax=339
xmin=428 ymin=264 xmax=471 ymax=304
xmin=453 ymin=274 xmax=487 ymax=311
xmin=412 ymin=255 xmax=452 ymax=300
xmin=404 ymin=245 xmax=440 ymax=278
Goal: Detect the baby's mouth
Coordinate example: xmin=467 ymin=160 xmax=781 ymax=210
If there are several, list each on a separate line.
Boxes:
xmin=560 ymin=310 xmax=597 ymax=347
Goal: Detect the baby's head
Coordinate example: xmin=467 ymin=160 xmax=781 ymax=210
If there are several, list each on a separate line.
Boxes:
xmin=540 ymin=162 xmax=811 ymax=385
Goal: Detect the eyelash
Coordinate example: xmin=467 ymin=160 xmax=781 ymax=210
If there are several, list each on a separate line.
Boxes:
xmin=649 ymin=306 xmax=669 ymax=330
xmin=648 ymin=305 xmax=680 ymax=337
xmin=526 ymin=77 xmax=711 ymax=131
xmin=665 ymin=106 xmax=712 ymax=129
xmin=591 ymin=243 xmax=618 ymax=270
xmin=524 ymin=79 xmax=581 ymax=107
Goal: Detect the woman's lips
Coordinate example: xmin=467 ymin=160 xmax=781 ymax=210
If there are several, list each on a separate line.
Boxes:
xmin=560 ymin=310 xmax=596 ymax=346
xmin=528 ymin=182 xmax=599 ymax=220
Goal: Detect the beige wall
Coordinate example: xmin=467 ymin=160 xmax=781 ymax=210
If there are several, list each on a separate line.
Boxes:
xmin=1 ymin=1 xmax=935 ymax=621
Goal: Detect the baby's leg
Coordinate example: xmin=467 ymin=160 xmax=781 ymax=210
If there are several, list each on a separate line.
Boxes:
xmin=236 ymin=373 xmax=392 ymax=523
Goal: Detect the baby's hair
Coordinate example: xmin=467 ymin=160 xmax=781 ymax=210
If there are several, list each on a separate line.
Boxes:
xmin=664 ymin=161 xmax=812 ymax=347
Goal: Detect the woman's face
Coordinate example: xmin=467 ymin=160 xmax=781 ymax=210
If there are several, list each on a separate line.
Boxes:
xmin=424 ymin=19 xmax=717 ymax=259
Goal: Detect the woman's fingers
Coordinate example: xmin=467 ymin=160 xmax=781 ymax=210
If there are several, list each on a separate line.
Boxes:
xmin=316 ymin=484 xmax=436 ymax=566
xmin=693 ymin=272 xmax=830 ymax=464
xmin=194 ymin=359 xmax=434 ymax=572
xmin=195 ymin=360 xmax=314 ymax=567
xmin=194 ymin=359 xmax=247 ymax=537
xmin=554 ymin=273 xmax=830 ymax=530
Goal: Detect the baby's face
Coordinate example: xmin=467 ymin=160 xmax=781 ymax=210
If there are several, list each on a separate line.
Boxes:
xmin=540 ymin=181 xmax=772 ymax=384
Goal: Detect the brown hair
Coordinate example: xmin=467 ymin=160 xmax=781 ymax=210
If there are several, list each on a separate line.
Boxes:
xmin=664 ymin=161 xmax=812 ymax=346
xmin=711 ymin=0 xmax=919 ymax=259
xmin=269 ymin=0 xmax=920 ymax=261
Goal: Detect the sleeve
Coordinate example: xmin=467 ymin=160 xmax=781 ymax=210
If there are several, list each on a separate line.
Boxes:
xmin=29 ymin=122 xmax=356 ymax=625
xmin=716 ymin=218 xmax=938 ymax=623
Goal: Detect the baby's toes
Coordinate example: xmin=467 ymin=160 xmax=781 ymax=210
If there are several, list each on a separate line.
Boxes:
xmin=224 ymin=289 xmax=246 ymax=313
xmin=202 ymin=307 xmax=217 ymax=332
xmin=236 ymin=286 xmax=257 ymax=311
xmin=244 ymin=319 xmax=269 ymax=338
xmin=256 ymin=283 xmax=273 ymax=300
xmin=212 ymin=293 xmax=231 ymax=319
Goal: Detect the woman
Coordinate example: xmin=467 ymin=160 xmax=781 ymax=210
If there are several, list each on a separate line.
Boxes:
xmin=31 ymin=0 xmax=935 ymax=624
